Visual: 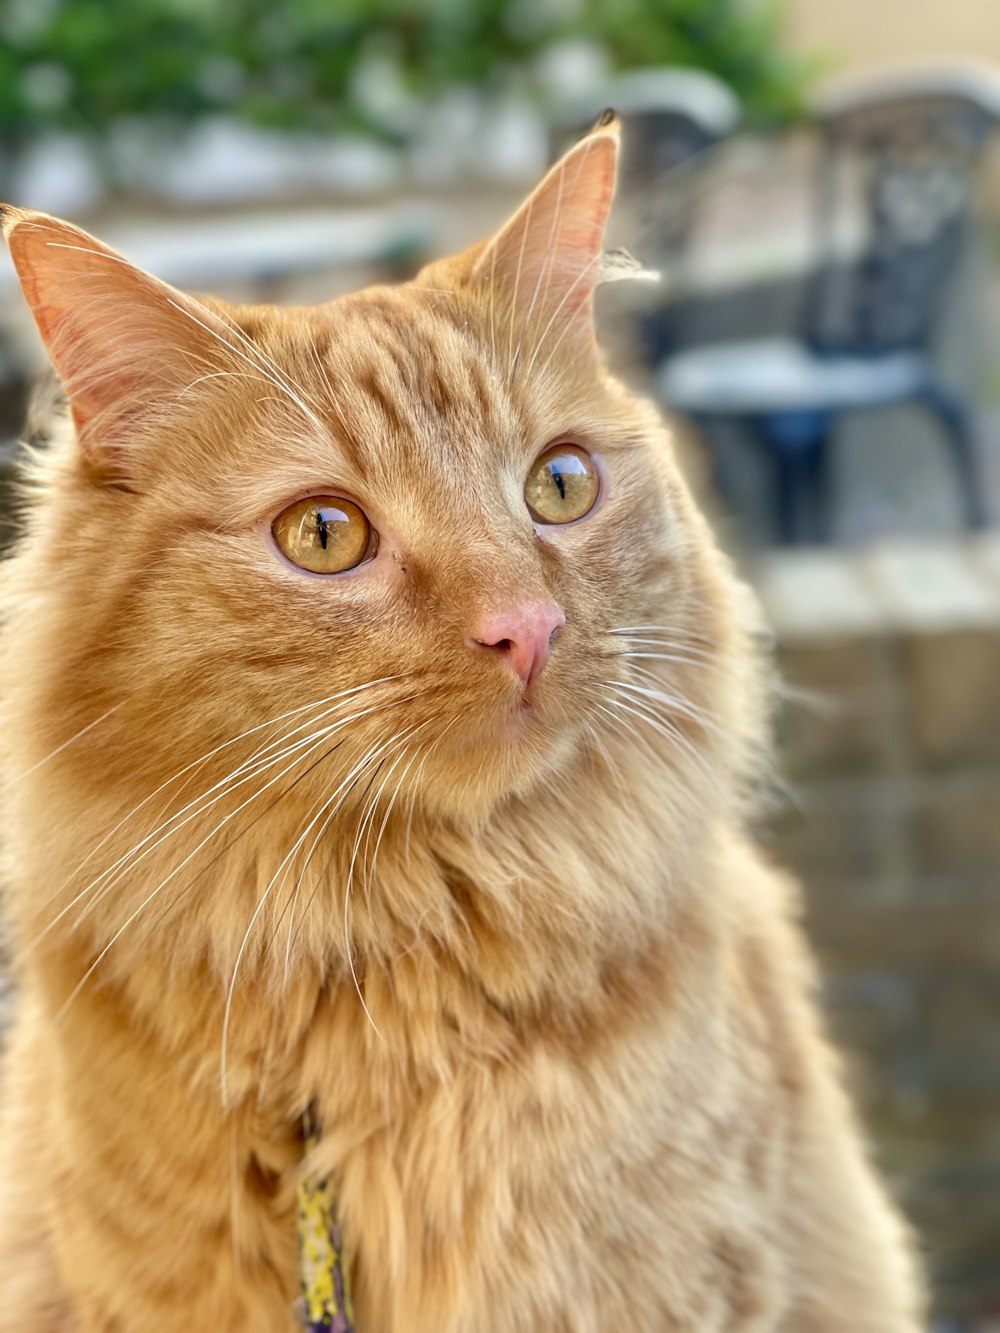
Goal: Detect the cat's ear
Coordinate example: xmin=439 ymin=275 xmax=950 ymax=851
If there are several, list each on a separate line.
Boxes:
xmin=1 ymin=205 xmax=227 ymax=482
xmin=470 ymin=115 xmax=619 ymax=354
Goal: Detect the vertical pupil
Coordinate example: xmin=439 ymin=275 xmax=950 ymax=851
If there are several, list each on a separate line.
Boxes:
xmin=551 ymin=465 xmax=566 ymax=500
xmin=316 ymin=510 xmax=328 ymax=550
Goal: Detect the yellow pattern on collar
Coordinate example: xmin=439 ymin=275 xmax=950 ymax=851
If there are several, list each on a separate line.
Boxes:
xmin=297 ymin=1116 xmax=355 ymax=1332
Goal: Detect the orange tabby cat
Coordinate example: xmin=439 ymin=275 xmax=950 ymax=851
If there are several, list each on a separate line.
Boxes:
xmin=0 ymin=120 xmax=923 ymax=1331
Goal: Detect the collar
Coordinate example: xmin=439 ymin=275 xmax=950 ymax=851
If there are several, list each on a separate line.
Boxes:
xmin=297 ymin=1109 xmax=355 ymax=1332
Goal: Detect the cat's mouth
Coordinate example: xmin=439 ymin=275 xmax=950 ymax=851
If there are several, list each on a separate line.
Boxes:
xmin=494 ymin=688 xmax=538 ymax=730
xmin=448 ymin=681 xmax=545 ymax=754
xmin=492 ymin=676 xmax=558 ymax=737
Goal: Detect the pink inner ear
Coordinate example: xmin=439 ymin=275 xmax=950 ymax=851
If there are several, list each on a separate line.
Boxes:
xmin=473 ymin=127 xmax=619 ymax=334
xmin=3 ymin=208 xmax=229 ymax=476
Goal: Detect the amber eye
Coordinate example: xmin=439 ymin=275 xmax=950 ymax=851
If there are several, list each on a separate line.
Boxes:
xmin=524 ymin=443 xmax=600 ymax=525
xmin=271 ymin=496 xmax=375 ymax=574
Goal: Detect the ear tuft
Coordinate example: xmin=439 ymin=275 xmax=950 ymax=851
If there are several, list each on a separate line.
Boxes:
xmin=0 ymin=203 xmax=22 ymax=237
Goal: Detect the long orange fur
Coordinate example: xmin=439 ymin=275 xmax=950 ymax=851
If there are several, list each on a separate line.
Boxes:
xmin=0 ymin=122 xmax=923 ymax=1330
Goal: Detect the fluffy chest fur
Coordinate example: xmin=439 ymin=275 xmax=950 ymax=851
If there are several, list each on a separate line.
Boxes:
xmin=31 ymin=822 xmax=792 ymax=1333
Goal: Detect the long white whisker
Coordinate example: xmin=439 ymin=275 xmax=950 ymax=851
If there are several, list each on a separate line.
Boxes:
xmin=165 ymin=300 xmax=326 ymax=436
xmin=303 ymin=335 xmax=350 ymax=431
xmin=218 ymin=724 xmax=408 ymax=1107
xmin=590 ymin=696 xmax=660 ymax=768
xmin=280 ymin=720 xmax=424 ymax=977
xmin=25 ymin=678 xmax=408 ymax=943
xmin=359 ymin=721 xmax=435 ymax=909
xmin=488 ymin=229 xmax=498 ymax=367
xmin=82 ymin=696 xmax=408 ymax=906
xmin=528 ymin=250 xmax=604 ymax=381
xmin=35 ymin=683 xmax=415 ymax=951
xmin=506 ymin=196 xmax=534 ymax=374
xmin=608 ymin=628 xmax=718 ymax=659
xmin=0 ymin=705 xmax=120 ymax=792
xmin=368 ymin=725 xmax=434 ymax=886
xmin=613 ymin=637 xmax=714 ymax=654
xmin=403 ymin=714 xmax=458 ymax=863
xmin=609 ymin=646 xmax=740 ymax=684
xmin=610 ymin=650 xmax=718 ymax=666
xmin=52 ymin=724 xmax=356 ymax=1025
xmin=510 ymin=146 xmax=572 ymax=381
xmin=215 ymin=314 xmax=326 ymax=419
xmin=609 ymin=624 xmax=710 ymax=635
xmin=181 ymin=369 xmax=269 ymax=396
xmin=580 ymin=718 xmax=632 ymax=810
xmin=145 ymin=731 xmax=354 ymax=945
xmin=601 ymin=691 xmax=723 ymax=793
xmin=338 ymin=723 xmax=428 ymax=1035
xmin=516 ymin=129 xmax=607 ymax=384
xmin=616 ymin=679 xmax=717 ymax=730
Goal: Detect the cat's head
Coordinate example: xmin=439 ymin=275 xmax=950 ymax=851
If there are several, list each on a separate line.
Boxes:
xmin=1 ymin=121 xmax=758 ymax=916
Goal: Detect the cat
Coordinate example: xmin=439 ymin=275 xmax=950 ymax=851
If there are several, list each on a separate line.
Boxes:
xmin=0 ymin=117 xmax=924 ymax=1331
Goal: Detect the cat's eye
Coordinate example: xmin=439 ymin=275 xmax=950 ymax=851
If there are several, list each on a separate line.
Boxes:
xmin=271 ymin=496 xmax=375 ymax=574
xmin=524 ymin=443 xmax=600 ymax=525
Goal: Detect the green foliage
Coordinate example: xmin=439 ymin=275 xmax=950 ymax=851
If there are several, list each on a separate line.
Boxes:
xmin=0 ymin=0 xmax=810 ymax=146
xmin=580 ymin=0 xmax=811 ymax=121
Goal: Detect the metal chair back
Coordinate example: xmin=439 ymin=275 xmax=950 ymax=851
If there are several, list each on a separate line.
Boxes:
xmin=805 ymin=70 xmax=1000 ymax=355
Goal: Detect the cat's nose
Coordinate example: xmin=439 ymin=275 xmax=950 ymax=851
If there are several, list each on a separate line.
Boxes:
xmin=467 ymin=602 xmax=565 ymax=686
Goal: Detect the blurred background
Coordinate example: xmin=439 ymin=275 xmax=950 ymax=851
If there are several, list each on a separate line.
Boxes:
xmin=0 ymin=1 xmax=999 ymax=1326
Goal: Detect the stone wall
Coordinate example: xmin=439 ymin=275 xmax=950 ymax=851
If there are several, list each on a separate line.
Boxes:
xmin=755 ymin=539 xmax=1000 ymax=1326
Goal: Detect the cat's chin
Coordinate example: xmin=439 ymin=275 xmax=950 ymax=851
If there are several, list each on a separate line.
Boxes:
xmin=469 ymin=684 xmax=555 ymax=746
xmin=414 ymin=690 xmax=584 ymax=821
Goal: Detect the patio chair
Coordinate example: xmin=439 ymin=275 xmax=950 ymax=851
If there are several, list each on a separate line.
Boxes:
xmin=657 ymin=62 xmax=1000 ymax=544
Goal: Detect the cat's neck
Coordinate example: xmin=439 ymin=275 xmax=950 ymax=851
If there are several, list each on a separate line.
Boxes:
xmin=19 ymin=717 xmax=737 ymax=1057
xmin=23 ymin=727 xmax=738 ymax=1120
xmin=293 ymin=719 xmax=730 ymax=990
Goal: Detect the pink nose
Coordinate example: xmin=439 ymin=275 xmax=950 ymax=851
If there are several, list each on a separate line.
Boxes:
xmin=468 ymin=602 xmax=566 ymax=686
